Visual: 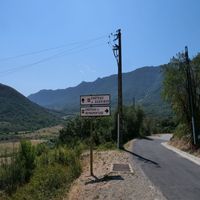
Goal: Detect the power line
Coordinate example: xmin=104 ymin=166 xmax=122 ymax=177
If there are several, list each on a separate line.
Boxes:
xmin=0 ymin=35 xmax=107 ymax=62
xmin=0 ymin=41 xmax=106 ymax=77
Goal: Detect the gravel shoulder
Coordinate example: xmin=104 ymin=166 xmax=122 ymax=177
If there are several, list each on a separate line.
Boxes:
xmin=65 ymin=141 xmax=166 ymax=200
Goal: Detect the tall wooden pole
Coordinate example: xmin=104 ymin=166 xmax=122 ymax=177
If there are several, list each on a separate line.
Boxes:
xmin=90 ymin=119 xmax=94 ymax=176
xmin=185 ymin=46 xmax=197 ymax=145
xmin=112 ymin=29 xmax=123 ymax=149
xmin=118 ymin=29 xmax=123 ymax=148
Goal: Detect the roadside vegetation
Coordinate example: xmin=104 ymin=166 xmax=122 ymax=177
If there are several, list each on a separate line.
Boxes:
xmin=59 ymin=105 xmax=172 ymax=148
xmin=0 ymin=140 xmax=82 ymax=200
xmin=162 ymin=52 xmax=200 ymax=148
xmin=0 ymin=105 xmax=173 ymax=199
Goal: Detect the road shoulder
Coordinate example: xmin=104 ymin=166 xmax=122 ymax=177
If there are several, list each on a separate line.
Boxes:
xmin=162 ymin=142 xmax=200 ymax=166
xmin=65 ymin=144 xmax=166 ymax=200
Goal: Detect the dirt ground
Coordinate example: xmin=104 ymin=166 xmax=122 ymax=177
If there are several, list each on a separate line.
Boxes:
xmin=65 ymin=141 xmax=166 ymax=200
xmin=169 ymin=135 xmax=200 ymax=158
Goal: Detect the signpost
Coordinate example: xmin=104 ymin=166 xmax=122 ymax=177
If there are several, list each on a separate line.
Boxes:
xmin=80 ymin=94 xmax=111 ymax=176
xmin=80 ymin=106 xmax=110 ymax=117
xmin=80 ymin=94 xmax=110 ymax=106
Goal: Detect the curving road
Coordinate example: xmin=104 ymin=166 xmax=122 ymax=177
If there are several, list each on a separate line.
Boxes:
xmin=129 ymin=135 xmax=200 ymax=200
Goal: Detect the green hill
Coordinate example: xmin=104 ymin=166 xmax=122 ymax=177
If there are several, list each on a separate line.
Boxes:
xmin=28 ymin=66 xmax=171 ymax=117
xmin=0 ymin=83 xmax=60 ymax=133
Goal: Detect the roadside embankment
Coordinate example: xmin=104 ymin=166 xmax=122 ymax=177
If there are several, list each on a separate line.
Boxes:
xmin=66 ymin=141 xmax=166 ymax=200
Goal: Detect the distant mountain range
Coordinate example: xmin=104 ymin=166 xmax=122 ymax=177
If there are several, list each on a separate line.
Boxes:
xmin=0 ymin=83 xmax=60 ymax=133
xmin=28 ymin=66 xmax=171 ymax=117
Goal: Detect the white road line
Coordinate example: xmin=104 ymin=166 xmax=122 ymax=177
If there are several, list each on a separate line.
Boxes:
xmin=162 ymin=142 xmax=200 ymax=166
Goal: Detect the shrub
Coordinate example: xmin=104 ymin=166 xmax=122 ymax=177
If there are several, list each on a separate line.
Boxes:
xmin=35 ymin=143 xmax=48 ymax=156
xmin=174 ymin=123 xmax=190 ymax=139
xmin=0 ymin=140 xmax=36 ymax=194
xmin=59 ymin=116 xmax=113 ymax=147
xmin=10 ymin=147 xmax=81 ymax=200
xmin=17 ymin=140 xmax=36 ymax=182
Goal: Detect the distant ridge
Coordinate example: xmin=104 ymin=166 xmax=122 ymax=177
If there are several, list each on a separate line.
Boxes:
xmin=0 ymin=83 xmax=60 ymax=133
xmin=28 ymin=66 xmax=171 ymax=117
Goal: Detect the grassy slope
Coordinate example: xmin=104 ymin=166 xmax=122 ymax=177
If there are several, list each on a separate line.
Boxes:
xmin=0 ymin=84 xmax=60 ymax=133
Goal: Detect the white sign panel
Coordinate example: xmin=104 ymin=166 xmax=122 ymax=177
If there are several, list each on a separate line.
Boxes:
xmin=81 ymin=106 xmax=111 ymax=117
xmin=80 ymin=95 xmax=110 ymax=105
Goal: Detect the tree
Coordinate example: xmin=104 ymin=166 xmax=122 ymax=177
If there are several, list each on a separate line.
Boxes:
xmin=162 ymin=52 xmax=200 ymax=145
xmin=121 ymin=106 xmax=144 ymax=143
xmin=59 ymin=116 xmax=113 ymax=146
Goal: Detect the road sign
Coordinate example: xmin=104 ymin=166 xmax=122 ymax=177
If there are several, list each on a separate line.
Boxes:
xmin=80 ymin=94 xmax=111 ymax=177
xmin=80 ymin=106 xmax=110 ymax=117
xmin=80 ymin=94 xmax=110 ymax=105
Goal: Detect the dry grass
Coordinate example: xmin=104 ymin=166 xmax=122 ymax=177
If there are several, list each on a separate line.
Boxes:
xmin=0 ymin=124 xmax=63 ymax=161
xmin=0 ymin=139 xmax=45 ymax=157
xmin=0 ymin=142 xmax=18 ymax=158
xmin=0 ymin=139 xmax=45 ymax=165
xmin=0 ymin=125 xmax=63 ymax=144
xmin=169 ymin=136 xmax=200 ymax=158
xmin=19 ymin=125 xmax=63 ymax=139
xmin=124 ymin=139 xmax=134 ymax=149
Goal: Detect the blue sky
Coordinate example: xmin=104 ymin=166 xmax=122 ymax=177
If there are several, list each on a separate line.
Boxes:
xmin=0 ymin=0 xmax=200 ymax=96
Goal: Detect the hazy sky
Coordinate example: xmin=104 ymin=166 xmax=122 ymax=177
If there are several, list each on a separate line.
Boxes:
xmin=0 ymin=0 xmax=200 ymax=96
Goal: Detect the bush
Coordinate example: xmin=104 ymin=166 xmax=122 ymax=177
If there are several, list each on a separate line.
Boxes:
xmin=96 ymin=142 xmax=116 ymax=150
xmin=59 ymin=116 xmax=113 ymax=147
xmin=59 ymin=106 xmax=146 ymax=147
xmin=141 ymin=118 xmax=153 ymax=136
xmin=111 ymin=106 xmax=145 ymax=143
xmin=0 ymin=140 xmax=36 ymax=194
xmin=35 ymin=143 xmax=48 ymax=156
xmin=174 ymin=123 xmax=190 ymax=139
xmin=17 ymin=140 xmax=36 ymax=182
xmin=10 ymin=146 xmax=81 ymax=200
xmin=11 ymin=164 xmax=79 ymax=200
xmin=123 ymin=106 xmax=144 ymax=141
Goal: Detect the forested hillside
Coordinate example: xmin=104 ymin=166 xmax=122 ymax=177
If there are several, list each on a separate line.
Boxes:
xmin=0 ymin=84 xmax=60 ymax=133
xmin=29 ymin=66 xmax=171 ymax=117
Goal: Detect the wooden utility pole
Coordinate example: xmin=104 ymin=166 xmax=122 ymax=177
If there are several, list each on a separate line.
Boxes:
xmin=90 ymin=119 xmax=94 ymax=176
xmin=185 ymin=46 xmax=197 ymax=145
xmin=113 ymin=29 xmax=123 ymax=148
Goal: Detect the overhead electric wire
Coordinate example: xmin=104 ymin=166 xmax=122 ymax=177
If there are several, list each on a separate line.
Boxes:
xmin=0 ymin=34 xmax=109 ymax=76
xmin=0 ymin=41 xmax=107 ymax=77
xmin=0 ymin=35 xmax=107 ymax=62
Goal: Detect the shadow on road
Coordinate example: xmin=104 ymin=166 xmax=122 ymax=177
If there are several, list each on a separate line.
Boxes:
xmin=85 ymin=174 xmax=124 ymax=185
xmin=138 ymin=136 xmax=154 ymax=141
xmin=122 ymin=148 xmax=160 ymax=168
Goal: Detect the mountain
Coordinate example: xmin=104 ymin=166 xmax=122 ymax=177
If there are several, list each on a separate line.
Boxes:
xmin=28 ymin=66 xmax=171 ymax=117
xmin=0 ymin=83 xmax=60 ymax=133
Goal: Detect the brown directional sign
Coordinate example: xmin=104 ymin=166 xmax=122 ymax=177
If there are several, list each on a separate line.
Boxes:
xmin=80 ymin=94 xmax=110 ymax=105
xmin=80 ymin=106 xmax=110 ymax=117
xmin=80 ymin=94 xmax=111 ymax=177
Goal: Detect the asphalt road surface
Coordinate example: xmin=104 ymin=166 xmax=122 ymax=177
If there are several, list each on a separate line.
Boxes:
xmin=129 ymin=135 xmax=200 ymax=200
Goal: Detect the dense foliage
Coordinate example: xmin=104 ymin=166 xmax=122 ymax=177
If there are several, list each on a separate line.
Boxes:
xmin=0 ymin=141 xmax=36 ymax=194
xmin=59 ymin=116 xmax=113 ymax=147
xmin=0 ymin=141 xmax=82 ymax=200
xmin=162 ymin=53 xmax=200 ymax=144
xmin=59 ymin=106 xmax=152 ymax=147
xmin=0 ymin=100 xmax=174 ymax=199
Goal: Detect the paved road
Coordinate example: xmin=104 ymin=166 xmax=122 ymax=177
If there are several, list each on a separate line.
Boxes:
xmin=129 ymin=136 xmax=200 ymax=200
